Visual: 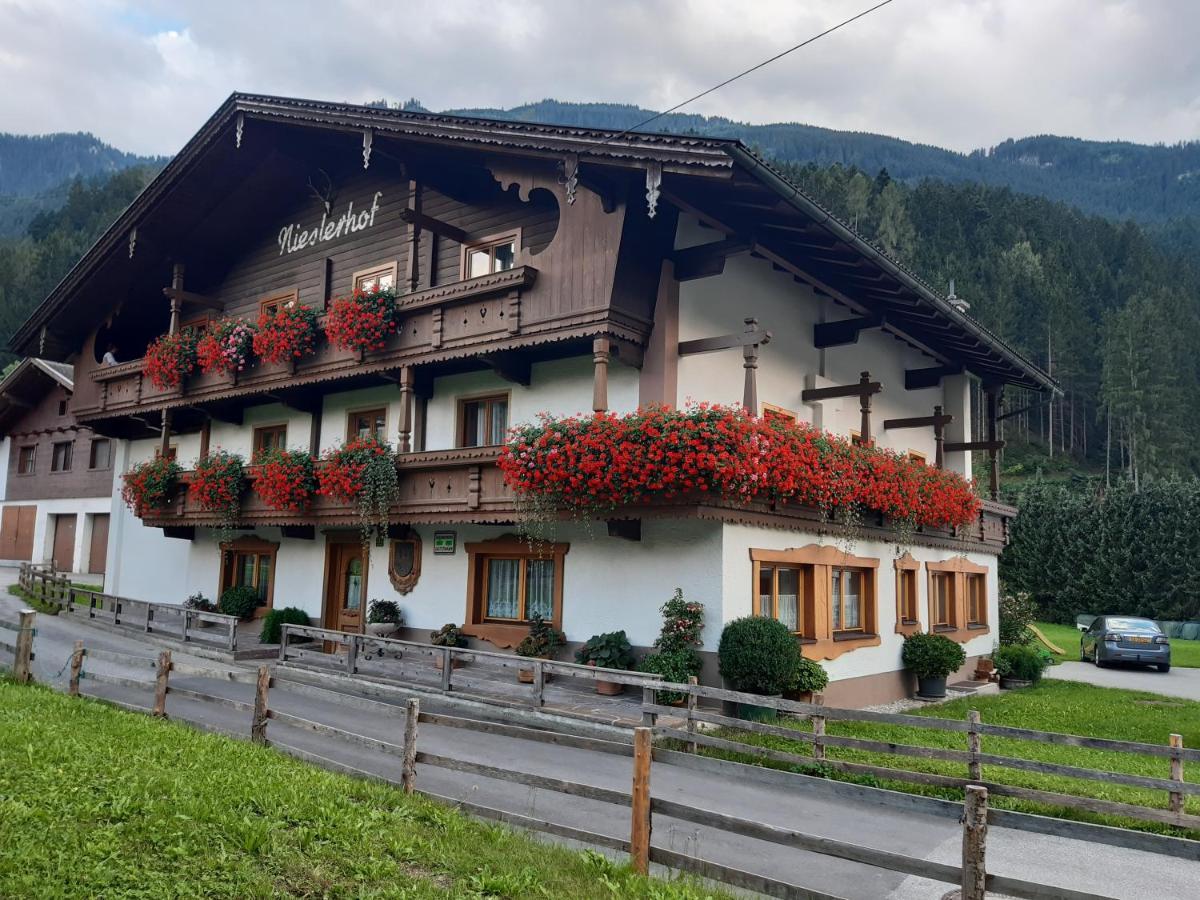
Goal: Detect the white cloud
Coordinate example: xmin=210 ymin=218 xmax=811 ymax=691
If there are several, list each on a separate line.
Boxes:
xmin=0 ymin=0 xmax=1197 ymax=156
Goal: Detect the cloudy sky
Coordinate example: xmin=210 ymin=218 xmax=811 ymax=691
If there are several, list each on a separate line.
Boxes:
xmin=1 ymin=0 xmax=1197 ymax=157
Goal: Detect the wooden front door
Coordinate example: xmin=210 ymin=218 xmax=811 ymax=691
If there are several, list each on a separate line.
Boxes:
xmin=323 ymin=539 xmax=367 ymax=634
xmin=52 ymin=514 xmax=76 ymax=572
xmin=0 ymin=505 xmax=36 ymax=560
xmin=88 ymin=514 xmax=110 ymax=575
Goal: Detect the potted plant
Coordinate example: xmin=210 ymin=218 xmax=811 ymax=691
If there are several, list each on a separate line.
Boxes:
xmin=514 ymin=615 xmax=565 ymax=683
xmin=253 ymin=448 xmax=316 ymax=512
xmin=993 ymin=644 xmax=1050 ymax=689
xmin=430 ymin=623 xmax=467 ymax=670
xmin=366 ymin=599 xmax=402 ymax=637
xmin=195 ymin=316 xmax=256 ymax=377
xmin=637 ymin=589 xmax=705 ymax=705
xmin=218 ymin=584 xmax=261 ymax=621
xmin=901 ymin=632 xmax=967 ymax=699
xmin=575 ymin=630 xmax=635 ymax=695
xmin=718 ymin=616 xmax=803 ymax=721
xmin=324 ymin=285 xmax=399 ymax=355
xmin=189 ymin=450 xmax=246 ymax=545
xmin=317 ymin=435 xmax=399 ymax=548
xmin=638 ymin=649 xmax=701 ymax=704
xmin=143 ymin=328 xmax=199 ymax=390
xmin=183 ymin=592 xmax=216 ymax=628
xmin=252 ymin=300 xmax=319 ymax=366
xmin=786 ymin=656 xmax=829 ymax=703
xmin=120 ymin=456 xmax=182 ymax=515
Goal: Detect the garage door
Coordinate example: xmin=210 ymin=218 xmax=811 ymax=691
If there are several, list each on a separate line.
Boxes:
xmin=88 ymin=514 xmax=109 ymax=575
xmin=52 ymin=514 xmax=76 ymax=572
xmin=0 ymin=505 xmax=37 ymax=560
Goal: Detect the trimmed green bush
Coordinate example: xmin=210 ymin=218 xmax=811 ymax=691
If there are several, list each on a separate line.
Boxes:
xmin=993 ymin=643 xmax=1050 ymax=683
xmin=638 ymin=649 xmax=701 ymax=704
xmin=259 ymin=607 xmax=309 ymax=644
xmin=901 ymin=632 xmax=966 ymax=680
xmin=575 ymin=631 xmax=635 ymax=670
xmin=789 ymin=656 xmax=830 ymax=695
xmin=218 ymin=585 xmax=260 ymax=620
xmin=718 ymin=616 xmax=803 ymax=696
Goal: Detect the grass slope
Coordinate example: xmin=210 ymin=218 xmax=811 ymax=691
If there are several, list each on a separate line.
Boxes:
xmin=703 ymin=680 xmax=1198 ymax=839
xmin=1034 ymin=620 xmax=1200 ymax=668
xmin=0 ymin=681 xmax=725 ymax=899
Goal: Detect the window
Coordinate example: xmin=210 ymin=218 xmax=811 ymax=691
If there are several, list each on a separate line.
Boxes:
xmin=389 ymin=531 xmax=422 ymax=594
xmin=931 ymin=572 xmax=956 ymax=629
xmin=352 ymin=262 xmax=398 ymax=293
xmin=465 ymin=536 xmax=569 ymax=644
xmin=458 ymin=394 xmax=508 ymax=447
xmin=347 ymin=408 xmax=387 ymax=442
xmin=832 ymin=567 xmax=868 ymax=633
xmin=462 ymin=232 xmax=518 ymax=279
xmin=17 ymin=445 xmax=35 ymax=475
xmin=908 ymin=450 xmax=927 ymax=465
xmin=757 ymin=562 xmax=812 ymax=637
xmin=57 ymin=399 xmax=67 ymax=416
xmin=966 ymin=574 xmax=987 ymax=626
xmin=259 ymin=288 xmax=298 ymax=319
xmin=252 ymin=424 xmax=288 ymax=459
xmin=155 ymin=445 xmax=178 ymax=462
xmin=51 ymin=441 xmax=73 ymax=473
xmin=762 ymin=403 xmax=798 ymax=423
xmin=88 ymin=439 xmax=111 ymax=470
xmin=180 ymin=315 xmax=210 ymax=334
xmin=850 ymin=431 xmax=865 ymax=448
xmin=219 ymin=537 xmax=278 ymax=611
xmin=898 ymin=568 xmax=918 ymax=624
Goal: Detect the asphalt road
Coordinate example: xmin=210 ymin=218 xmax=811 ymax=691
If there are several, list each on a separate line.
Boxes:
xmin=1048 ymin=659 xmax=1200 ymax=701
xmin=3 ymin=578 xmax=1198 ymax=899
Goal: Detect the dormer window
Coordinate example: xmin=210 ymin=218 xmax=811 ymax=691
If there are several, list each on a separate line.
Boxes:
xmin=462 ymin=232 xmax=517 ymax=280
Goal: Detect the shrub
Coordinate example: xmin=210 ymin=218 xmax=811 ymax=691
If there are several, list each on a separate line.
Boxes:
xmin=718 ymin=616 xmax=803 ymax=695
xmin=121 ymin=456 xmax=181 ymax=514
xmin=993 ymin=643 xmax=1050 ymax=683
xmin=574 ymin=631 xmax=635 ymax=670
xmin=430 ymin=623 xmax=467 ymax=647
xmin=183 ymin=592 xmax=215 ymax=612
xmin=367 ymin=599 xmax=403 ymax=626
xmin=998 ymin=591 xmax=1037 ymax=646
xmin=638 ymin=649 xmax=702 ymax=704
xmin=218 ymin=585 xmax=260 ymax=620
xmin=789 ymin=656 xmax=830 ymax=695
xmin=259 ymin=607 xmax=309 ymax=644
xmin=901 ymin=632 xmax=966 ymax=680
xmin=515 ymin=615 xmax=565 ymax=659
xmin=653 ymin=589 xmax=704 ymax=654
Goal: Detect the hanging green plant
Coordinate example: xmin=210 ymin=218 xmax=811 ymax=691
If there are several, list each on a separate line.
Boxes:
xmin=190 ymin=450 xmax=246 ymax=547
xmin=317 ymin=435 xmax=399 ymax=549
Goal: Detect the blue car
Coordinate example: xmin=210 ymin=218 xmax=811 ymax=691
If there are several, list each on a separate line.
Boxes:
xmin=1080 ymin=616 xmax=1171 ymax=672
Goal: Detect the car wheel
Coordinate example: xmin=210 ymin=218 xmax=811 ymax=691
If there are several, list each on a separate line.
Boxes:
xmin=1157 ymin=663 xmax=1171 ymax=673
xmin=1079 ymin=642 xmax=1087 ymax=662
xmin=1095 ymin=652 xmax=1106 ymax=668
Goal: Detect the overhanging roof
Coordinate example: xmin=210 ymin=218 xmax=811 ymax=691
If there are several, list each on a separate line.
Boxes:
xmin=0 ymin=358 xmax=74 ymax=434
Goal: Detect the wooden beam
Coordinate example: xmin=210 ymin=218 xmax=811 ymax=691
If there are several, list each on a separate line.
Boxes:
xmin=398 ymin=207 xmax=467 ymax=243
xmin=943 ymin=440 xmax=1005 ymax=453
xmin=607 ymin=519 xmax=641 ymax=542
xmin=280 ymin=525 xmax=315 ymax=540
xmin=905 ymin=364 xmax=962 ymax=391
xmin=478 ymin=352 xmax=532 ymax=387
xmin=671 ymin=238 xmax=751 ymax=282
xmin=678 ymin=327 xmax=771 ymax=356
xmin=883 ymin=413 xmax=954 ymax=430
xmin=162 ymin=287 xmax=222 ymax=311
xmin=813 ymin=315 xmax=883 ymax=349
xmin=801 ymin=376 xmax=882 ymax=403
xmin=161 ymin=526 xmax=195 ymax=541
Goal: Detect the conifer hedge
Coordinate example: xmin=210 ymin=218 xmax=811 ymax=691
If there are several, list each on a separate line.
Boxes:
xmin=1000 ymin=479 xmax=1200 ymax=624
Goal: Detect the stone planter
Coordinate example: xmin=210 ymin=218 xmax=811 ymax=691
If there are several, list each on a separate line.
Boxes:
xmin=999 ymin=676 xmax=1032 ymax=690
xmin=916 ymin=675 xmax=948 ymax=699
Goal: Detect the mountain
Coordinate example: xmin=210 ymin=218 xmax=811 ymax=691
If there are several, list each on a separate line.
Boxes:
xmin=441 ymin=100 xmax=1200 ymax=225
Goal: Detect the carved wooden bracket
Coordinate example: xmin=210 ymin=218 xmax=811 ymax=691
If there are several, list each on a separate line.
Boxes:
xmin=645 ymin=161 xmax=662 ymax=218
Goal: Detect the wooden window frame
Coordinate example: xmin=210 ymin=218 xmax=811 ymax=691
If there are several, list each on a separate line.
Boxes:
xmin=388 ymin=528 xmax=422 ymax=595
xmin=57 ymin=399 xmax=68 ymax=417
xmin=966 ymin=573 xmax=987 ymax=627
xmin=180 ymin=314 xmax=212 ymax=333
xmin=925 ymin=557 xmax=990 ymax=642
xmin=894 ymin=552 xmax=921 ymax=636
xmin=850 ymin=430 xmax=865 ymax=448
xmin=831 ymin=565 xmax=872 ymax=635
xmin=456 ymin=392 xmax=510 ymax=448
xmin=259 ymin=288 xmax=299 ymax=319
xmin=351 ymin=261 xmax=399 ymax=293
xmin=251 ymin=424 xmax=288 ymax=460
xmin=88 ymin=438 xmax=112 ymax=471
xmin=218 ymin=535 xmax=279 ymax=616
xmin=750 ymin=546 xmax=880 ymax=661
xmin=345 ymin=406 xmax=388 ymax=443
xmin=16 ymin=445 xmax=36 ymax=476
xmin=459 ymin=228 xmax=521 ymax=281
xmin=154 ymin=445 xmax=178 ymax=462
xmin=761 ymin=403 xmax=798 ymax=423
xmin=463 ymin=535 xmax=568 ymax=648
xmin=754 ymin=560 xmax=816 ymax=640
xmin=908 ymin=450 xmax=927 ymax=465
xmin=50 ymin=440 xmax=73 ymax=473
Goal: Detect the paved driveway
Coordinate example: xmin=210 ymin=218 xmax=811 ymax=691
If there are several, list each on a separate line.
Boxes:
xmin=1047 ymin=660 xmax=1200 ymax=701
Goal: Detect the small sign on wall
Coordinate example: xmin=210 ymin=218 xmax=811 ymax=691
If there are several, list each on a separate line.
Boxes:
xmin=433 ymin=531 xmax=456 ymax=555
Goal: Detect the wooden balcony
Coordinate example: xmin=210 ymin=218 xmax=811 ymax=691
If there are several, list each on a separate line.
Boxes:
xmin=139 ymin=448 xmax=515 ymax=532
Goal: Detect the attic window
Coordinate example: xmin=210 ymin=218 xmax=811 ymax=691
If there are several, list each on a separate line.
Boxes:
xmin=57 ymin=400 xmax=67 ymax=416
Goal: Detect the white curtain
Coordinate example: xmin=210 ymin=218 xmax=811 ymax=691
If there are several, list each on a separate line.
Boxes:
xmin=777 ymin=567 xmax=799 ymax=632
xmin=488 ymin=399 xmax=509 ymax=445
xmin=526 ymin=559 xmax=555 ymax=621
xmin=833 ymin=568 xmax=862 ymax=630
xmin=486 ymin=558 xmax=520 ymax=619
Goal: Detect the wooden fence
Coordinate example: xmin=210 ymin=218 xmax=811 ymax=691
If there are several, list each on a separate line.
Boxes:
xmin=18 ymin=562 xmax=239 ymax=652
xmin=641 ymin=681 xmax=1199 ymax=833
xmin=51 ymin=634 xmax=1116 ymax=900
xmin=279 ymin=623 xmax=664 ymax=709
xmin=0 ymin=608 xmax=35 ymax=682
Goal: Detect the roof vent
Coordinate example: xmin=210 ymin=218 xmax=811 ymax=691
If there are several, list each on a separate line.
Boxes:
xmin=946 ymin=279 xmax=971 ymax=313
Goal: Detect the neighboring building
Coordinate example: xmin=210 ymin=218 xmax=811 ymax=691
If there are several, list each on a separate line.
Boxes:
xmin=0 ymin=358 xmax=113 ymax=577
xmin=7 ymin=95 xmax=1057 ymax=704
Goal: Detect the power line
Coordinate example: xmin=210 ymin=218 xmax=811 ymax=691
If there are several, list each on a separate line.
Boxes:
xmin=599 ymin=0 xmax=897 ymax=148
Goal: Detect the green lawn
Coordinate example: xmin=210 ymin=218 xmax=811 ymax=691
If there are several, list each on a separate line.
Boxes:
xmin=0 ymin=680 xmax=725 ymax=899
xmin=702 ymin=680 xmax=1199 ymax=839
xmin=1034 ymin=620 xmax=1200 ymax=668
xmin=6 ymin=582 xmax=59 ymax=615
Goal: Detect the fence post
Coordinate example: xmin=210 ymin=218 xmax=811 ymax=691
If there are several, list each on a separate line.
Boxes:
xmin=402 ymin=697 xmax=420 ymax=794
xmin=153 ymin=650 xmax=171 ymax=717
xmin=641 ymin=685 xmax=657 ymax=728
xmin=961 ymin=784 xmax=988 ymax=900
xmin=812 ymin=694 xmax=826 ymax=761
xmin=13 ymin=609 xmax=35 ymax=683
xmin=181 ymin=609 xmax=190 ymax=643
xmin=345 ymin=634 xmax=358 ymax=675
xmin=145 ymin=603 xmax=153 ymax=633
xmin=967 ymin=709 xmax=982 ymax=782
xmin=278 ymin=625 xmax=290 ymax=662
xmin=630 ymin=726 xmax=652 ymax=876
xmin=68 ymin=640 xmax=84 ymax=697
xmin=686 ymin=675 xmax=698 ymax=753
xmin=251 ymin=666 xmax=271 ymax=745
xmin=532 ymin=659 xmax=545 ymax=707
xmin=1169 ymin=734 xmax=1185 ymax=816
xmin=228 ymin=618 xmax=238 ymax=653
xmin=440 ymin=647 xmax=452 ymax=691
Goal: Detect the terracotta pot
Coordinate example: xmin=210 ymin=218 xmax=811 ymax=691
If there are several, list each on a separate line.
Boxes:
xmin=432 ymin=656 xmax=464 ymax=672
xmin=595 ymin=679 xmax=624 ymax=696
xmin=517 ymin=666 xmax=534 ymax=684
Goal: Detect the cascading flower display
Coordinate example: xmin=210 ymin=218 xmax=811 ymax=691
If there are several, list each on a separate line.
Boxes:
xmin=189 ymin=450 xmax=246 ymax=546
xmin=324 ymin=286 xmax=398 ymax=353
xmin=252 ymin=301 xmax=319 ymax=365
xmin=317 ymin=435 xmax=399 ymax=546
xmin=498 ymin=404 xmax=981 ymax=530
xmin=253 ymin=447 xmax=316 ymax=512
xmin=143 ymin=328 xmax=199 ymax=389
xmin=121 ymin=456 xmax=182 ymax=514
xmin=196 ymin=317 xmax=257 ymax=376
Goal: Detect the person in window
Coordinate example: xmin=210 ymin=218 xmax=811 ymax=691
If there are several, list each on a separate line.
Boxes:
xmin=101 ymin=343 xmax=119 ymax=366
